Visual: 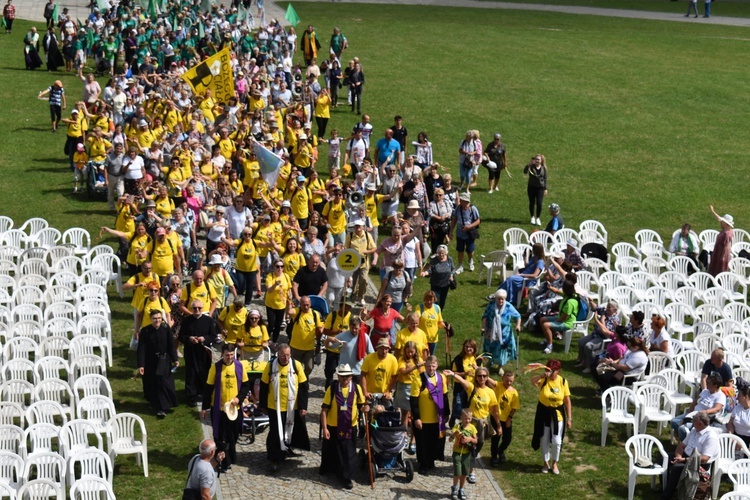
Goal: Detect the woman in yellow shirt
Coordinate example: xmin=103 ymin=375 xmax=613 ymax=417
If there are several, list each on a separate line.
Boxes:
xmin=397 ymin=341 xmax=424 ymax=453
xmin=409 ymin=355 xmax=449 ymax=475
xmin=417 ymin=291 xmax=446 ymax=356
xmin=237 ymin=309 xmax=269 ymax=360
xmin=265 ymin=258 xmax=292 ymax=343
xmin=314 ymin=89 xmax=331 ymax=138
xmin=281 ymin=238 xmax=306 ymax=283
xmin=530 ymin=359 xmax=572 ymax=475
xmin=166 ymin=157 xmax=191 ymax=198
xmin=153 ymin=185 xmax=175 ymax=220
xmin=306 ymin=169 xmax=327 ymax=214
xmin=449 ymin=339 xmax=478 ymax=427
xmin=134 ymin=282 xmax=173 ymax=339
xmin=100 ymin=221 xmax=151 ymax=273
xmin=223 ymin=228 xmax=261 ymax=306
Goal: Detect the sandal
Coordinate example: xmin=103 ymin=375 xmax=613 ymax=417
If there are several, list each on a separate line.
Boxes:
xmin=541 ymin=464 xmax=550 ymax=474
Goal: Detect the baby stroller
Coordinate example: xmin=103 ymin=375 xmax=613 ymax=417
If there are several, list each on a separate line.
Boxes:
xmin=237 ymin=346 xmax=271 ymax=445
xmin=86 ymin=160 xmax=108 ymax=200
xmin=359 ymin=396 xmax=414 ymax=483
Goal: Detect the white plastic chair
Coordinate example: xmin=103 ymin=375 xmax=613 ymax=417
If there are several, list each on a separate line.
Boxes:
xmin=575 ymin=271 xmax=600 ymax=300
xmin=585 ymin=257 xmax=610 ymax=277
xmin=715 ymin=319 xmax=744 ymax=340
xmin=506 ymin=244 xmax=532 ymax=273
xmin=635 ymin=229 xmax=664 ymax=249
xmin=704 ymin=288 xmax=731 ymax=309
xmin=45 ymin=246 xmax=73 ymax=273
xmin=43 ymin=318 xmax=76 ymax=340
xmin=47 ymin=272 xmax=79 ymax=292
xmin=644 ymin=286 xmax=673 ymax=310
xmin=11 ymin=320 xmax=44 ymax=344
xmin=55 ymin=256 xmax=85 ymax=276
xmin=12 ymin=305 xmax=44 ymax=326
xmin=77 ymin=301 xmax=111 ymax=323
xmin=598 ymin=271 xmax=629 ymax=302
xmin=61 ymin=229 xmax=91 ymax=256
xmin=529 ymin=231 xmax=554 ymax=252
xmin=625 ymin=434 xmax=668 ymax=500
xmin=34 ymin=229 xmax=61 ymax=250
xmin=689 ymin=272 xmax=718 ymax=292
xmin=675 ymin=350 xmax=705 ymax=387
xmin=75 ymin=317 xmax=111 ymax=367
xmin=612 ymin=242 xmax=642 ymax=262
xmin=635 ymin=384 xmax=674 ymax=435
xmin=728 ymin=458 xmax=750 ymax=494
xmin=642 ymin=257 xmax=669 ymax=277
xmin=647 ymin=351 xmax=673 ymax=374
xmin=38 ymin=337 xmax=70 ymax=361
xmin=614 ymin=257 xmax=641 ymax=276
xmin=43 ymin=287 xmax=76 ymax=307
xmin=553 ymin=228 xmax=579 ymax=247
xmin=716 ymin=272 xmax=748 ymax=304
xmin=24 ymin=423 xmax=61 ymax=455
xmin=606 ymin=287 xmax=638 ymax=317
xmin=19 ymin=218 xmax=49 ymax=238
xmin=60 ymin=420 xmax=104 ymax=458
xmin=77 ymin=270 xmax=109 ymax=289
xmin=658 ymin=271 xmax=687 ymax=292
xmin=696 ymin=304 xmax=724 ymax=326
xmin=16 ymin=478 xmax=64 ymax=500
xmin=724 ymin=334 xmax=750 ymax=368
xmin=34 ymin=356 xmax=70 ymax=383
xmin=664 ymin=302 xmax=697 ymax=344
xmin=714 ymin=434 xmax=750 ymax=499
xmin=725 ymin=303 xmax=750 ymax=324
xmin=90 ymin=254 xmax=123 ymax=299
xmin=733 ymin=243 xmax=750 ymax=259
xmin=735 ymin=229 xmax=750 ymax=244
xmin=70 ymin=335 xmax=108 ymax=367
xmin=1 ymin=230 xmax=29 ymax=250
xmin=0 ymin=450 xmax=24 ymax=491
xmin=3 ymin=359 xmax=37 ymax=385
xmin=26 ymin=401 xmax=68 ymax=427
xmin=43 ymin=302 xmax=77 ymax=325
xmin=693 ymin=333 xmax=723 ymax=357
xmin=0 ymin=216 xmax=13 ymax=234
xmin=4 ymin=337 xmax=39 ymax=363
xmin=564 ymin=311 xmax=594 ymax=354
xmin=729 ymin=258 xmax=750 ymax=284
xmin=33 ymin=380 xmax=74 ymax=422
xmin=658 ymin=368 xmax=694 ymax=411
xmin=73 ymin=375 xmax=113 ymax=406
xmin=12 ymin=287 xmax=44 ymax=308
xmin=640 ymin=241 xmax=667 ymax=260
xmin=77 ymin=396 xmax=115 ymax=434
xmin=627 ymin=272 xmax=657 ymax=301
xmin=76 ymin=284 xmax=107 ymax=304
xmin=21 ymin=454 xmax=66 ymax=497
xmin=70 ymin=476 xmax=116 ymax=500
xmin=477 ymin=250 xmax=510 ymax=287
xmin=503 ymin=228 xmax=529 ymax=249
xmin=667 ymin=255 xmax=699 ymax=276
xmin=70 ymin=356 xmax=107 ymax=385
xmin=601 ymin=386 xmax=637 ymax=447
xmin=0 ymin=424 xmax=24 ymax=458
xmin=720 ymin=492 xmax=750 ymax=500
xmin=579 ymin=220 xmax=608 ymax=247
xmin=17 ymin=259 xmax=49 ymax=280
xmin=84 ymin=245 xmax=114 ymax=266
xmin=107 ymin=413 xmax=148 ymax=477
xmin=0 ymin=402 xmax=25 ymax=428
xmin=68 ymin=449 xmax=113 ymax=489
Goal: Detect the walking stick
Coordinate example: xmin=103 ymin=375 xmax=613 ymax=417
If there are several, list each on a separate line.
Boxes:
xmin=444 ymin=324 xmax=452 ymax=369
xmin=364 ymin=406 xmax=374 ymax=488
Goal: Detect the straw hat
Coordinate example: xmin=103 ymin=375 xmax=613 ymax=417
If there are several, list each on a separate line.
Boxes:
xmin=223 ymin=401 xmax=239 ymax=421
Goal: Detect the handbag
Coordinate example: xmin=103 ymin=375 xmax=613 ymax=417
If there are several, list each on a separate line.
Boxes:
xmin=449 ymin=278 xmax=457 ymax=290
xmin=182 ymin=456 xmax=202 ymax=500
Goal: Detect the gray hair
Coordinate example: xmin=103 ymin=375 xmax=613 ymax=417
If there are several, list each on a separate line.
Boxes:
xmin=199 ymin=439 xmax=216 ymax=458
xmin=495 ymin=289 xmax=508 ymax=299
xmin=607 ymin=300 xmax=619 ymax=310
xmin=437 ymin=245 xmax=448 ymax=255
xmin=693 ymin=411 xmax=710 ymax=427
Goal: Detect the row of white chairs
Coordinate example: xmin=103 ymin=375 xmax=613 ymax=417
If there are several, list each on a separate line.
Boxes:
xmin=0 ymin=373 xmax=112 ymax=414
xmin=0 ymin=223 xmax=91 ymax=253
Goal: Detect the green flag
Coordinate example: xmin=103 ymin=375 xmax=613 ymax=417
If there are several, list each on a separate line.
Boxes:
xmin=87 ymin=27 xmax=94 ymax=48
xmin=52 ymin=3 xmax=59 ymax=23
xmin=285 ymin=4 xmax=300 ymax=27
xmin=96 ymin=0 xmax=108 ymax=12
xmin=198 ymin=20 xmax=205 ymax=39
xmin=147 ymin=0 xmax=159 ymax=20
xmin=237 ymin=3 xmax=247 ymax=23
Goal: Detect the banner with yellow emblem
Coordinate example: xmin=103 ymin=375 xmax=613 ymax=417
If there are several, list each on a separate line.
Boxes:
xmin=181 ymin=48 xmax=235 ymax=103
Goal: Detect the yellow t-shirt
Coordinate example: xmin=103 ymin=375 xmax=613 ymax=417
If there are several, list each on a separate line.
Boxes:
xmin=417 ymin=304 xmax=443 ymax=344
xmin=264 ymin=272 xmax=291 ymax=310
xmin=395 ymin=328 xmax=428 ymax=358
xmin=451 ymin=355 xmax=477 ymax=386
xmin=465 ymin=382 xmax=498 ymax=420
xmin=205 ymin=267 xmax=234 ymax=309
xmin=260 ymin=359 xmax=307 ymax=410
xmin=154 ymin=197 xmax=175 ymax=219
xmin=364 ymin=193 xmax=386 ymax=227
xmin=288 ymin=309 xmax=324 ymax=351
xmin=163 ymin=109 xmax=183 ymax=132
xmin=322 ymin=199 xmax=347 ymax=235
xmin=322 ymin=382 xmax=365 ymax=428
xmin=315 ymin=94 xmax=331 ymax=119
xmin=289 ymin=186 xmax=311 ymax=220
xmin=494 ymin=383 xmax=520 ymax=422
xmin=410 ymin=372 xmax=448 ymax=424
xmin=361 ymin=353 xmax=399 ymax=394
xmin=73 ymin=151 xmax=89 ymax=170
xmin=538 ymin=375 xmax=570 ymax=421
xmin=253 ymin=225 xmax=276 ymax=259
xmin=206 ymin=361 xmax=249 ymax=406
xmin=238 ymin=324 xmax=269 ymax=353
xmin=67 ymin=115 xmax=84 ymax=138
xmin=217 ymin=138 xmax=236 ymax=160
xmin=307 ymin=178 xmax=326 ymax=205
xmin=234 ymin=238 xmax=259 ymax=272
xmin=150 ymin=238 xmax=176 ymax=277
xmin=217 ymin=305 xmax=248 ymax=344
xmin=136 ymin=129 xmax=156 ymax=149
xmin=451 ymin=422 xmax=478 ymax=455
xmin=180 ymin=282 xmax=217 ymax=311
xmin=345 ymin=232 xmax=375 ymax=269
xmin=139 ymin=297 xmax=170 ymax=327
xmin=116 ymin=203 xmax=136 ymax=235
xmin=87 ymin=137 xmax=112 ymax=162
xmin=282 ymin=252 xmax=306 ymax=282
xmin=127 ymin=234 xmax=151 ymax=267
xmin=126 ymin=271 xmax=160 ymax=308
xmin=397 ymin=358 xmax=423 ymax=385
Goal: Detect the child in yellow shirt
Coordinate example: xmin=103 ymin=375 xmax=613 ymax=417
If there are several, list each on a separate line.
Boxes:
xmin=449 ymin=409 xmax=478 ymax=500
xmin=72 ymin=143 xmax=89 ymax=194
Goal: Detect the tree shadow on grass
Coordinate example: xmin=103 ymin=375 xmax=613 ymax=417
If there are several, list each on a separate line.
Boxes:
xmin=32 ymin=158 xmax=69 ymax=165
xmin=13 ymin=126 xmax=52 ymax=133
xmin=63 ymin=208 xmax=115 ymax=216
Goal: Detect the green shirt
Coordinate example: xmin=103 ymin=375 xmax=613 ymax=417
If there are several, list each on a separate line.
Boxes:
xmin=559 ymin=296 xmax=579 ymax=329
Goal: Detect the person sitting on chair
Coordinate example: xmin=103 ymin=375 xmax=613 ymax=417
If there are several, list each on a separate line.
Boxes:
xmin=661 ymin=411 xmax=719 ymax=500
xmin=543 ymin=203 xmax=564 ymax=235
xmin=668 ymin=223 xmax=700 ymax=270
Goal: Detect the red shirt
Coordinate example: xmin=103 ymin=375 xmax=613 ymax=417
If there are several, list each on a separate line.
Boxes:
xmin=4 ymin=5 xmax=16 ymax=19
xmin=369 ymin=307 xmax=402 ymax=334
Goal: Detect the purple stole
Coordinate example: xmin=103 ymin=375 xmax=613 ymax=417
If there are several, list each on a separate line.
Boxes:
xmin=211 ymin=360 xmax=243 ymax=438
xmin=334 ymin=380 xmax=356 ymax=440
xmin=425 ymin=373 xmax=448 ymax=433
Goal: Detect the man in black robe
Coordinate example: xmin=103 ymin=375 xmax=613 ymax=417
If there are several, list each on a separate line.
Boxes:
xmin=179 ymin=299 xmax=217 ymax=407
xmin=43 ymin=26 xmax=64 ymax=71
xmin=137 ymin=309 xmax=179 ymax=418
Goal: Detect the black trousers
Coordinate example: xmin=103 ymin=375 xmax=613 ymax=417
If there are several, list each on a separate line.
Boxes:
xmin=415 ymin=422 xmax=444 ymax=471
xmin=527 ymin=185 xmax=545 ymax=218
xmin=351 ymin=90 xmax=362 ymax=113
xmin=320 ymin=425 xmax=356 ymax=480
xmin=266 ymin=307 xmax=285 ymax=343
xmin=215 ymin=411 xmax=242 ymax=468
xmin=491 ymin=419 xmax=513 ymax=458
xmin=324 ymin=351 xmax=339 ymax=390
xmin=316 ymin=116 xmax=329 ymax=139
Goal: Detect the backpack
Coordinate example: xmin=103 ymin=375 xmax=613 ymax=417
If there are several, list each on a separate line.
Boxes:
xmin=569 ymin=294 xmax=589 ymax=321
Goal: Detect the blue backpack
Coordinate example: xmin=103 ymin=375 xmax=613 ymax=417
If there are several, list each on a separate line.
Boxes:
xmin=574 ymin=294 xmax=589 ymax=321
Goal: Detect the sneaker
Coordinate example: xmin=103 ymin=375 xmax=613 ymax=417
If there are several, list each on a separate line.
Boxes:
xmin=451 ymin=486 xmax=459 ymax=500
xmin=543 ymin=345 xmax=553 ymax=354
xmin=490 ymin=458 xmax=500 ymax=467
xmin=455 ymin=266 xmax=464 ymax=275
xmin=542 ymin=464 xmax=550 ymax=474
xmin=467 ymin=472 xmax=476 ymax=484
xmin=552 ymin=466 xmax=560 ymax=475
xmin=73 ymin=187 xmax=78 ymax=194
xmin=488 ymin=188 xmax=494 ymax=194
xmin=156 ymin=411 xmax=166 ymax=419
xmin=530 ymin=217 xmax=535 ymax=225
xmin=536 ymin=217 xmax=542 ymax=225
xmin=458 ymin=488 xmax=468 ymax=500
xmin=407 ymin=443 xmax=416 ymax=455
xmin=582 ymin=367 xmax=591 ymax=374
xmin=469 ymin=260 xmax=475 ymax=272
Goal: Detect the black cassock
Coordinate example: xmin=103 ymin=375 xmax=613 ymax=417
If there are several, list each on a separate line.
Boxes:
xmin=137 ymin=323 xmax=178 ymax=412
xmin=178 ymin=314 xmax=216 ymax=405
xmin=43 ymin=33 xmax=64 ymax=71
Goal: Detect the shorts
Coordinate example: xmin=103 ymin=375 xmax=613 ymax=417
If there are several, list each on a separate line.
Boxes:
xmin=452 ymin=451 xmax=471 ymax=476
xmin=393 ymin=381 xmax=411 ymax=411
xmin=74 ymin=166 xmax=86 ymax=182
xmin=456 ymin=237 xmax=475 ymax=254
xmin=330 ymin=231 xmax=346 ymax=246
xmin=327 ymin=155 xmax=340 ymax=170
xmin=543 ymin=316 xmax=570 ymax=333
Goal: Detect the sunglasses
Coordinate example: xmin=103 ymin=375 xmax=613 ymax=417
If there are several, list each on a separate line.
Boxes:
xmin=275 ymin=265 xmax=284 ymax=268
xmin=192 ymin=306 xmax=202 ymax=311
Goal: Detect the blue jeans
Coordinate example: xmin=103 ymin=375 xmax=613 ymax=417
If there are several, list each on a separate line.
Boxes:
xmin=686 ymin=1 xmax=698 ymax=15
xmin=704 ymin=0 xmax=711 ymax=16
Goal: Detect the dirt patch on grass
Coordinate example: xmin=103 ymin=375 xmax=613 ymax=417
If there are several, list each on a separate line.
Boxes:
xmin=574 ymin=463 xmax=599 ymax=473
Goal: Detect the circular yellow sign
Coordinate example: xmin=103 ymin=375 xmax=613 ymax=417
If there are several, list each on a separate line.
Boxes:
xmin=337 ymin=249 xmax=362 ymax=275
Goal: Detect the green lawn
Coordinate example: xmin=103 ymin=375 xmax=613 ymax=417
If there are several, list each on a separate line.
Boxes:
xmin=477 ymin=0 xmax=750 ymax=18
xmin=2 ymin=3 xmax=749 ymax=498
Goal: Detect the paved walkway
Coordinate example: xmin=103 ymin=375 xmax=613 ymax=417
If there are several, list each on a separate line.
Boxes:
xmin=294 ymin=0 xmax=750 ymax=27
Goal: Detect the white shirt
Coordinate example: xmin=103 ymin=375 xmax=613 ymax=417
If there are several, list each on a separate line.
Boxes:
xmin=225 ymin=206 xmax=252 ymax=240
xmin=683 ymin=426 xmax=719 ymax=463
xmin=650 ymin=328 xmax=674 ymax=357
xmin=623 ymin=349 xmax=648 ymax=376
xmin=731 ymin=404 xmax=750 ymax=436
xmin=122 ymin=155 xmax=144 ymax=179
xmin=695 ymin=388 xmax=726 ymax=413
xmin=355 ymin=122 xmax=373 ymax=148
